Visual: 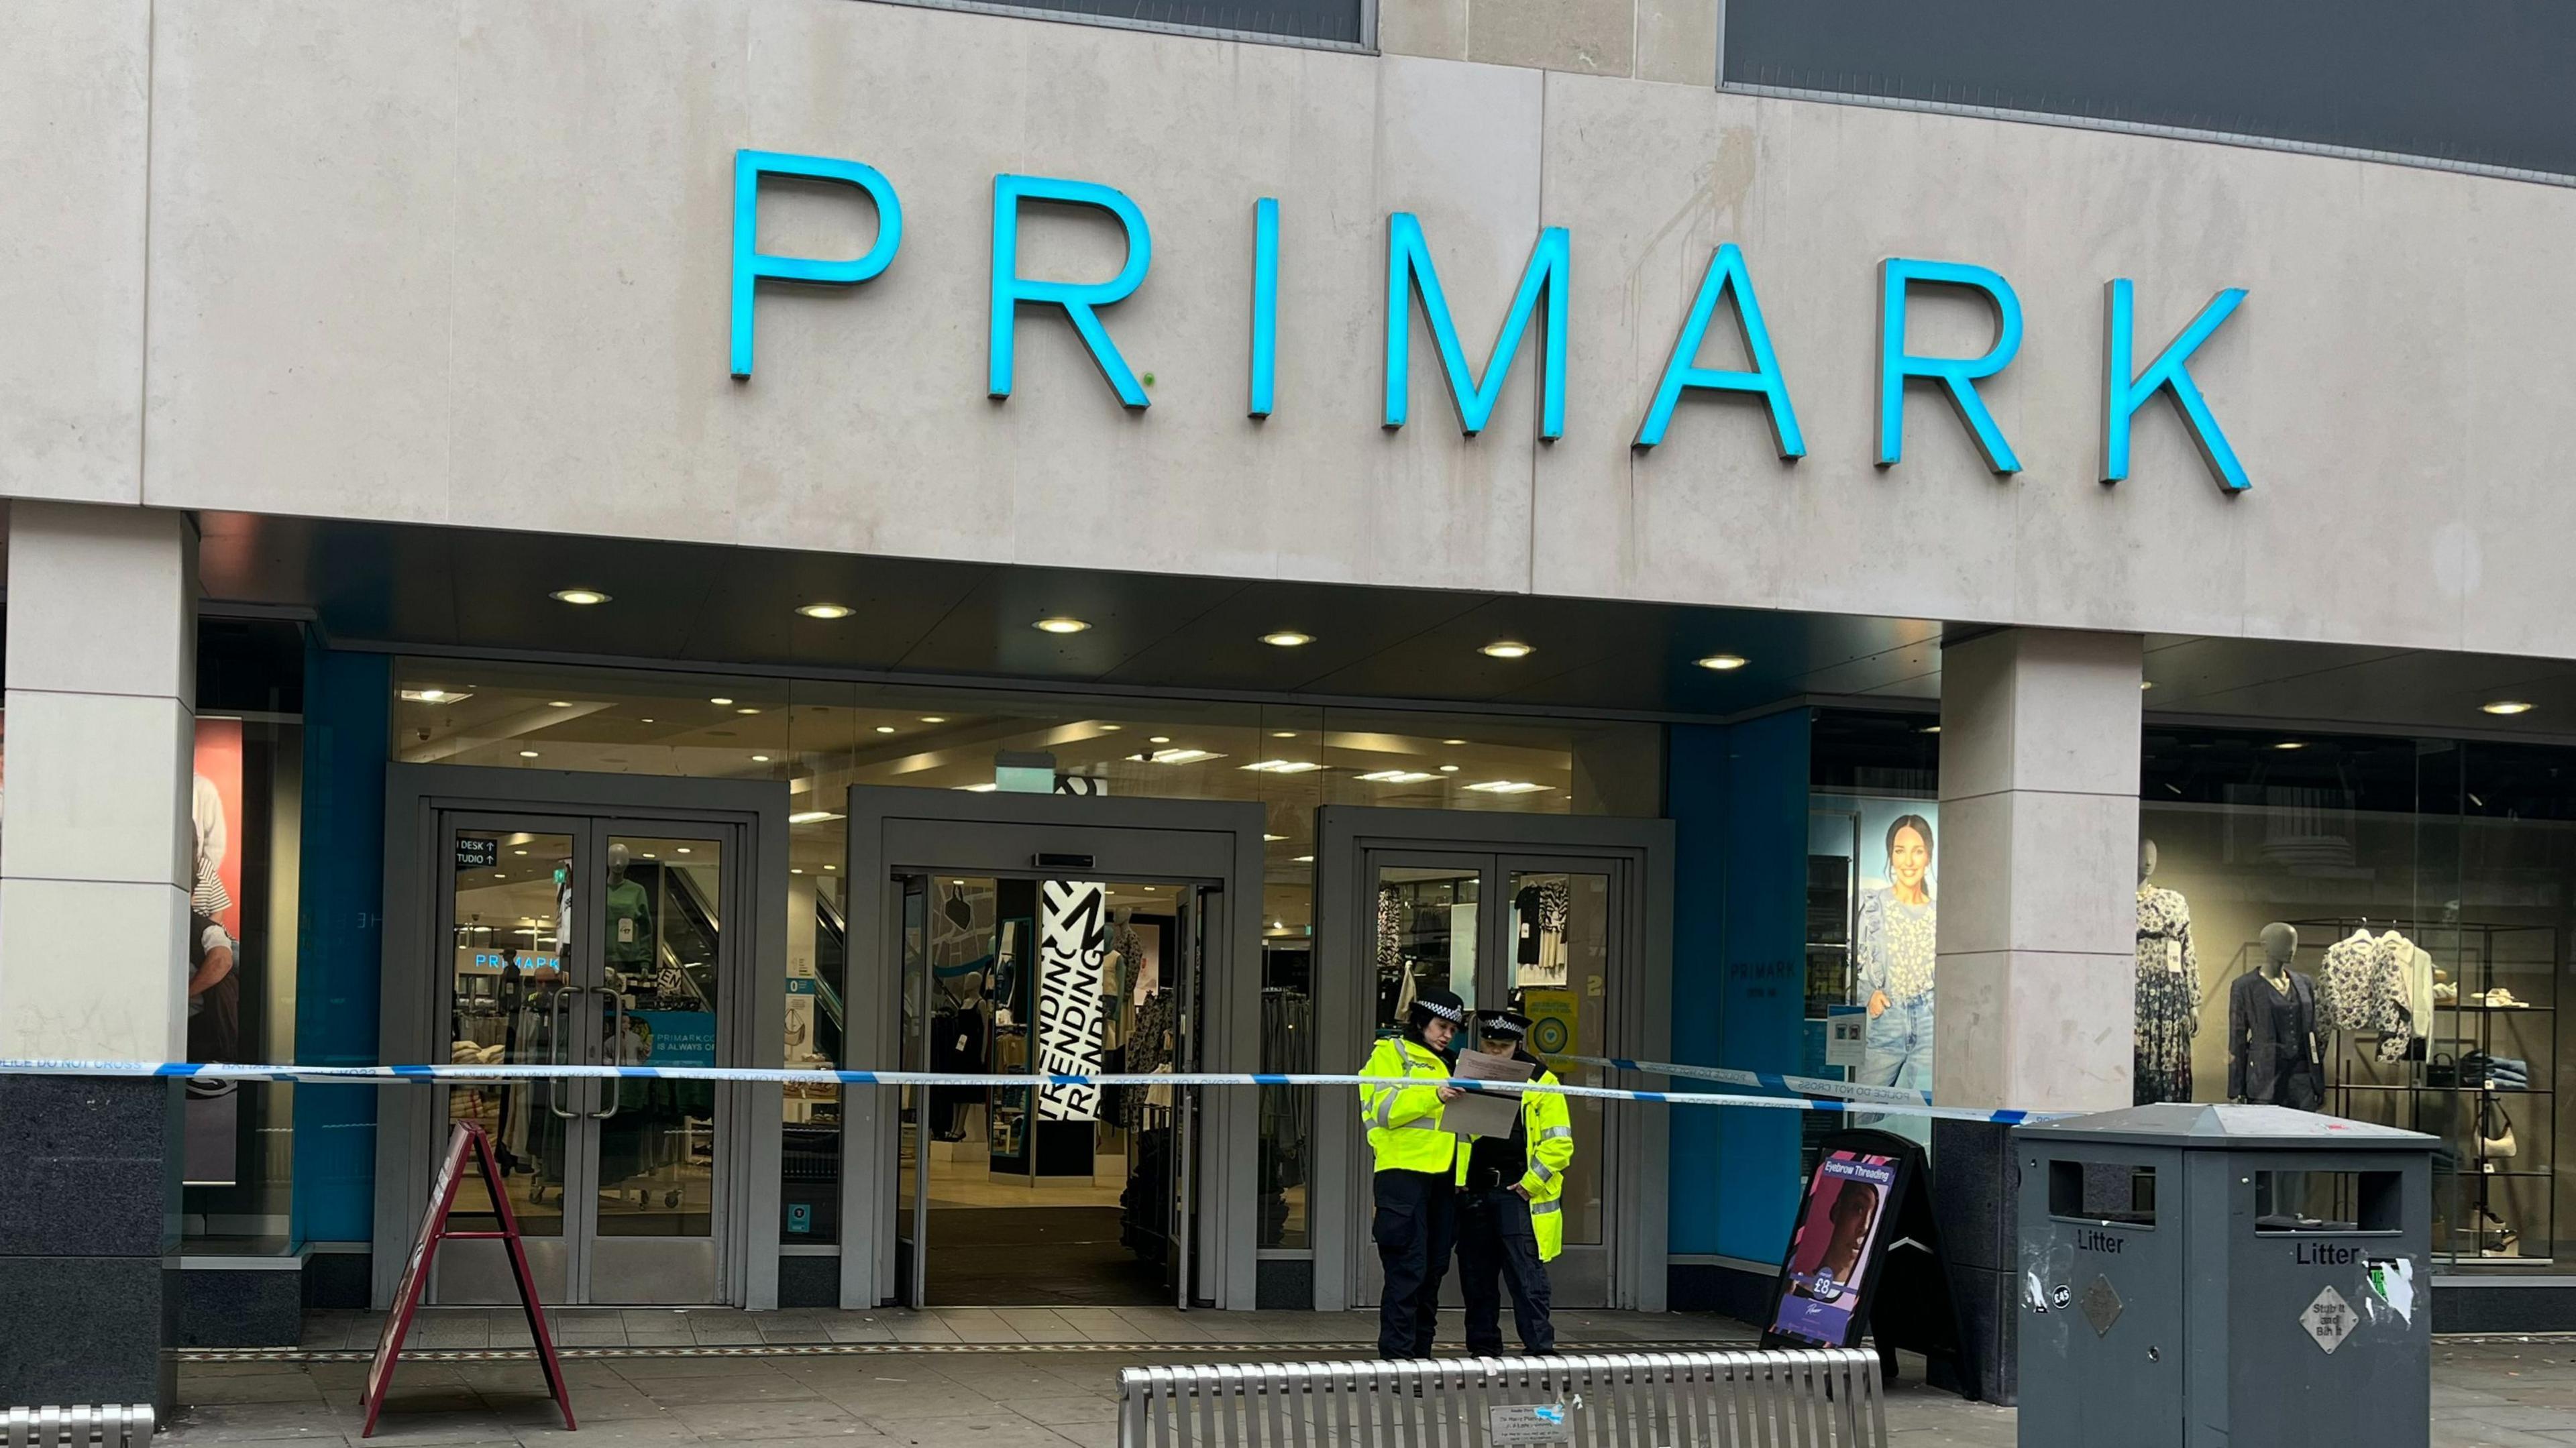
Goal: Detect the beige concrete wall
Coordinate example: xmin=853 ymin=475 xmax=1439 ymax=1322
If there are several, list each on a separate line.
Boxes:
xmin=7 ymin=0 xmax=2573 ymax=659
xmin=0 ymin=0 xmax=150 ymax=504
xmin=1377 ymin=0 xmax=1719 ymax=87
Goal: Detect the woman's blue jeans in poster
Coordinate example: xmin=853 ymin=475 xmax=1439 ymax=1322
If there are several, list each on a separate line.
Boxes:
xmin=1860 ymin=993 xmax=1934 ymax=1147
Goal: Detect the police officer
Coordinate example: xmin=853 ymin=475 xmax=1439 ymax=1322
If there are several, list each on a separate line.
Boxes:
xmin=1359 ymin=988 xmax=1467 ymax=1359
xmin=1454 ymin=1009 xmax=1571 ymax=1357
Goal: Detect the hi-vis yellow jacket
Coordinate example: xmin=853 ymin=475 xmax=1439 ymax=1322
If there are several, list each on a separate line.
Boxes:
xmin=1358 ymin=1036 xmax=1456 ymax=1174
xmin=1456 ymin=1065 xmax=1574 ymax=1262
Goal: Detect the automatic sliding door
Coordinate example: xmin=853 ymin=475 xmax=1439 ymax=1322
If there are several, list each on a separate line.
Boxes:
xmin=433 ymin=817 xmax=584 ymax=1305
xmin=587 ymin=828 xmax=730 ymax=1304
xmin=1501 ymin=862 xmax=1615 ymax=1296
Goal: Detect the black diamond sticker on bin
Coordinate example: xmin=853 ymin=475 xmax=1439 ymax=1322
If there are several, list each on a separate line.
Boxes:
xmin=2080 ymin=1274 xmax=2124 ymax=1337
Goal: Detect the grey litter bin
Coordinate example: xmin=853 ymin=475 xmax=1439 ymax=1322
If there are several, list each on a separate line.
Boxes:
xmin=2012 ymin=1103 xmax=2434 ymax=1448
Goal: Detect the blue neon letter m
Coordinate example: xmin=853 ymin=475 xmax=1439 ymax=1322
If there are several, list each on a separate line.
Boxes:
xmin=1383 ymin=214 xmax=1569 ymax=439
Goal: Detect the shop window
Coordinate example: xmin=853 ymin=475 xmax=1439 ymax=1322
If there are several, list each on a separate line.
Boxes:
xmin=2136 ymin=727 xmax=2576 ymax=1274
xmin=0 ymin=616 xmax=309 ymax=1253
xmin=387 ymin=658 xmax=1662 ymax=1264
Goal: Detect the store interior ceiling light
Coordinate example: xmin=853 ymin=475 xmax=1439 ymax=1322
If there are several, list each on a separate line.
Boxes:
xmin=1263 ymin=834 xmax=1287 ymax=842
xmin=2273 ymin=740 xmax=2306 ymax=750
xmin=2141 ymin=680 xmax=2155 ymax=690
xmin=955 ymin=782 xmax=999 ymax=792
xmin=796 ymin=603 xmax=853 ymax=620
xmin=1142 ymin=748 xmax=1223 ymax=765
xmin=1464 ymin=779 xmax=1550 ymax=793
xmin=1439 ymin=764 xmax=1461 ymax=773
xmin=1261 ymin=631 xmax=1314 ymax=647
xmin=1148 ymin=735 xmax=1173 ymax=744
xmin=400 ymin=688 xmax=469 ymax=704
xmin=1034 ymin=616 xmax=1091 ymax=634
xmin=1241 ymin=759 xmax=1323 ymax=773
xmin=1695 ymin=654 xmax=1748 ymax=671
xmin=550 ymin=588 xmax=610 ymax=606
xmin=736 ymin=707 xmax=761 ymax=715
xmin=1479 ymin=641 xmax=1534 ymax=659
xmin=547 ymin=700 xmax=573 ymax=708
xmin=1441 ymin=738 xmax=1467 ymax=745
xmin=2484 ymin=700 xmax=2536 ymax=716
xmin=751 ymin=754 xmax=771 ymax=762
xmin=1921 ymin=724 xmax=1941 ymax=734
xmin=1294 ymin=855 xmax=1315 ymax=863
xmin=788 ymin=810 xmax=845 ymax=824
xmin=1271 ymin=730 xmax=1299 ymax=738
xmin=1357 ymin=769 xmax=1440 ymax=783
xmin=875 ymin=724 xmax=896 ymax=733
xmin=920 ymin=716 xmax=947 ymax=724
xmin=710 ymin=696 xmax=735 ymax=706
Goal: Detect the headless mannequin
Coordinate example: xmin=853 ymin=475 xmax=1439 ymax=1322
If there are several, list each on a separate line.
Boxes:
xmin=2230 ymin=922 xmax=2323 ymax=1110
xmin=2138 ymin=839 xmax=2196 ymax=1034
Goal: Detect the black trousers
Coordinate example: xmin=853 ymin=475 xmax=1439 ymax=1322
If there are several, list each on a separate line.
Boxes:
xmin=1373 ymin=1168 xmax=1456 ymax=1359
xmin=1457 ymin=1186 xmax=1554 ymax=1355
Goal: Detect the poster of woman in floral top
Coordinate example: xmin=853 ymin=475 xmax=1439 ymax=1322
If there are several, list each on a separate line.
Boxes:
xmin=1855 ymin=811 xmax=1938 ymax=1115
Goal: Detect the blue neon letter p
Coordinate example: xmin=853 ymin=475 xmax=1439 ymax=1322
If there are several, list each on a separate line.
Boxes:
xmin=730 ymin=149 xmax=904 ymax=380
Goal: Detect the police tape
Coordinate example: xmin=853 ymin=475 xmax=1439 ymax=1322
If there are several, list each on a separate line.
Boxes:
xmin=1559 ymin=1054 xmax=1934 ymax=1108
xmin=0 ymin=1058 xmax=2068 ymax=1125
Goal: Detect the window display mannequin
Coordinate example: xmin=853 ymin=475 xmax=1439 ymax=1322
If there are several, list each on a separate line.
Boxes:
xmin=2228 ymin=922 xmax=2324 ymax=1111
xmin=604 ymin=842 xmax=653 ymax=972
xmin=1856 ymin=814 xmax=1937 ymax=1097
xmin=2133 ymin=839 xmax=2202 ymax=1105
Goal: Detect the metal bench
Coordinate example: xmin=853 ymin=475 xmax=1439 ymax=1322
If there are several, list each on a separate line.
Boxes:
xmin=1118 ymin=1350 xmax=1885 ymax=1448
xmin=2 ymin=1406 xmax=154 ymax=1448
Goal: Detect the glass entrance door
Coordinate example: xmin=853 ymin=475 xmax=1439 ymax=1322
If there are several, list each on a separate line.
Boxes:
xmin=1354 ymin=848 xmax=1629 ymax=1307
xmin=431 ymin=812 xmax=739 ymax=1305
xmin=896 ymin=871 xmax=1214 ymax=1307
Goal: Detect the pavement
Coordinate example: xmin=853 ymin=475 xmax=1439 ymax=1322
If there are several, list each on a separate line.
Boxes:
xmin=157 ymin=1310 xmax=2576 ymax=1448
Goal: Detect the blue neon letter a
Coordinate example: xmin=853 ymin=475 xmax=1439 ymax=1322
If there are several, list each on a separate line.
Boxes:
xmin=1384 ymin=215 xmax=1569 ymax=439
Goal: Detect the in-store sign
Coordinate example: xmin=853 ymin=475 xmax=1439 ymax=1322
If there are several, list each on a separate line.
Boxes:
xmin=455 ymin=837 xmax=500 ymax=870
xmin=730 ymin=150 xmax=2251 ymax=492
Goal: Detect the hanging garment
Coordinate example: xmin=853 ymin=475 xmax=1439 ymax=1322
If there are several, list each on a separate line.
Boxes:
xmin=2133 ymin=885 xmax=2201 ymax=1105
xmin=2373 ymin=930 xmax=2422 ymax=1062
xmin=1376 ymin=885 xmax=1403 ymax=978
xmin=2316 ymin=928 xmax=2409 ymax=1040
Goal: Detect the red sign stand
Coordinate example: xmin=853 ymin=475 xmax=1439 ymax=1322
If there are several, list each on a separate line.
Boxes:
xmin=362 ymin=1121 xmax=578 ymax=1437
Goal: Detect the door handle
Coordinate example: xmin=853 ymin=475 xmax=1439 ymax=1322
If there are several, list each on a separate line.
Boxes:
xmin=594 ymin=987 xmax=628 ymax=1120
xmin=547 ymin=985 xmax=578 ymax=1119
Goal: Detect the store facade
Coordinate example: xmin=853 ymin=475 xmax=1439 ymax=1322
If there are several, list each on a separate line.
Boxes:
xmin=9 ymin=0 xmax=2576 ymax=1410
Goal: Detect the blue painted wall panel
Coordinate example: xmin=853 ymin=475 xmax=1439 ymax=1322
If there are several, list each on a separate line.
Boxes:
xmin=289 ymin=647 xmax=389 ymax=1247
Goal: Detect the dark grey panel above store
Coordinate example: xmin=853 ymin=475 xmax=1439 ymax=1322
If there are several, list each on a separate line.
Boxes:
xmin=1725 ymin=0 xmax=2576 ymax=177
xmin=924 ymin=0 xmax=1361 ymax=44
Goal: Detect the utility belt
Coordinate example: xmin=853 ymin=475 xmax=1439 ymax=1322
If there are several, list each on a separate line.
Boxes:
xmin=1462 ymin=1164 xmax=1519 ymax=1192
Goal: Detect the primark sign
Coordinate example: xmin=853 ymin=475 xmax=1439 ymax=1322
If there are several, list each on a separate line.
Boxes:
xmin=729 ymin=149 xmax=2251 ymax=494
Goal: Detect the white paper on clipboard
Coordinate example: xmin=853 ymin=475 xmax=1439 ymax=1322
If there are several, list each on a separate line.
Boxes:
xmin=1445 ymin=1051 xmax=1536 ymax=1139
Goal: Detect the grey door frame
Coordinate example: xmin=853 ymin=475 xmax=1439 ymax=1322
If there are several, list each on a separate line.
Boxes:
xmin=372 ymin=763 xmax=792 ymax=1310
xmin=843 ymin=785 xmax=1267 ymax=1311
xmin=1311 ymin=806 xmax=1674 ymax=1314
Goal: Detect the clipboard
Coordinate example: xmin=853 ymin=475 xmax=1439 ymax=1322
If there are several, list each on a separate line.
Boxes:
xmin=1445 ymin=1050 xmax=1535 ymax=1139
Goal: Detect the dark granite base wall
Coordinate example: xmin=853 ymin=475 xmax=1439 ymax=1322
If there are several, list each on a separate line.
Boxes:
xmin=1666 ymin=1260 xmax=1774 ymax=1323
xmin=1929 ymin=1119 xmax=2021 ymax=1406
xmin=182 ymin=1268 xmax=305 ymax=1347
xmin=2433 ymin=1282 xmax=2576 ymax=1333
xmin=777 ymin=1254 xmax=841 ymax=1308
xmin=0 ymin=1076 xmax=181 ymax=1411
xmin=1256 ymin=1256 xmax=1314 ymax=1310
xmin=304 ymin=1249 xmax=372 ymax=1311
